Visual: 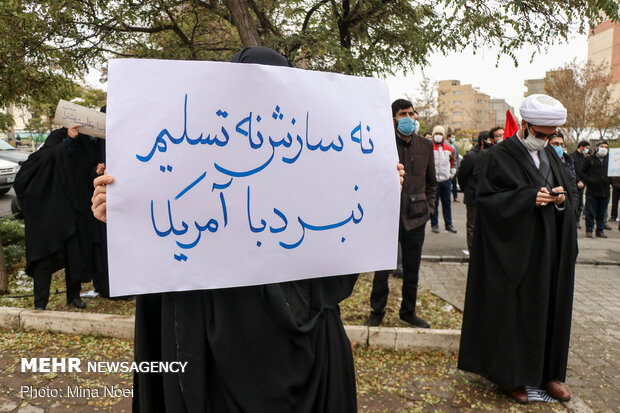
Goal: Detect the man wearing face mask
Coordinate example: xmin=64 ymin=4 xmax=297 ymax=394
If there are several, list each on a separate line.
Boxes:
xmin=581 ymin=141 xmax=611 ymax=238
xmin=458 ymin=94 xmax=577 ymax=405
xmin=365 ymin=99 xmax=436 ymax=328
xmin=457 ymin=131 xmax=493 ymax=251
xmin=448 ymin=133 xmax=461 ymax=203
xmin=570 ymin=141 xmax=590 ymax=228
xmin=489 ymin=126 xmax=504 ymax=145
xmin=430 ymin=126 xmax=457 ymax=233
xmin=412 ymin=110 xmax=421 ymax=135
xmin=548 ymin=132 xmax=578 ymax=209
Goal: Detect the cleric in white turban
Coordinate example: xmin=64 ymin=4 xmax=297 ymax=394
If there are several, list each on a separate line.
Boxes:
xmin=458 ymin=92 xmax=577 ymax=405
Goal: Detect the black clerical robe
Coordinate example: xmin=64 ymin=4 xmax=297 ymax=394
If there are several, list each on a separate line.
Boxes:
xmin=458 ymin=134 xmax=578 ymax=389
xmin=133 ymin=275 xmax=358 ymax=413
xmin=14 ymin=128 xmax=102 ymax=282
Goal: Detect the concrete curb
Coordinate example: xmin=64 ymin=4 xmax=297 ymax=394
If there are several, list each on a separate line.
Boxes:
xmin=344 ymin=325 xmax=460 ymax=353
xmin=421 ymin=255 xmax=620 ymax=266
xmin=0 ymin=307 xmax=134 ymax=340
xmin=0 ymin=307 xmax=461 ymax=353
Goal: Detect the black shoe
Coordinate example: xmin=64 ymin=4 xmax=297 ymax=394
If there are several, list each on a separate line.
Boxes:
xmin=576 ymin=223 xmax=582 ymax=229
xmin=604 ymin=224 xmax=612 ymax=230
xmin=586 ymin=231 xmax=594 ymax=238
xmin=68 ymin=297 xmax=86 ymax=309
xmin=445 ymin=225 xmax=458 ymax=233
xmin=431 ymin=225 xmax=440 ymax=233
xmin=364 ymin=312 xmax=384 ymax=327
xmin=34 ymin=306 xmax=45 ymax=311
xmin=596 ymin=231 xmax=608 ymax=239
xmin=399 ymin=314 xmax=431 ymax=328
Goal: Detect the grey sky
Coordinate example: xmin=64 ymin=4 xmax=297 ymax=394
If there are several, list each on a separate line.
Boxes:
xmin=383 ymin=33 xmax=589 ymax=119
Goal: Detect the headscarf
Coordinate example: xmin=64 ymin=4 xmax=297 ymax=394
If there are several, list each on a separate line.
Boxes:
xmin=231 ymin=46 xmax=292 ymax=67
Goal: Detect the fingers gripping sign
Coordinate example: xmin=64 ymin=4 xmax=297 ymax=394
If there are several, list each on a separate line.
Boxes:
xmin=92 ymin=175 xmax=114 ymax=223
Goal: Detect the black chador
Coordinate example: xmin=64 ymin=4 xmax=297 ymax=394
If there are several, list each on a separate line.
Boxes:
xmin=131 ymin=47 xmax=358 ymax=413
xmin=14 ymin=128 xmax=102 ymax=309
xmin=458 ymin=134 xmax=578 ymax=389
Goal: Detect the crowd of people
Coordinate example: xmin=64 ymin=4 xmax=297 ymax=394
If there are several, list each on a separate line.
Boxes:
xmin=12 ymin=46 xmax=617 ymax=410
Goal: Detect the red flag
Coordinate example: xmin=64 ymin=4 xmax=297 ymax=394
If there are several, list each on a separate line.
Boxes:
xmin=504 ymin=109 xmax=519 ymax=139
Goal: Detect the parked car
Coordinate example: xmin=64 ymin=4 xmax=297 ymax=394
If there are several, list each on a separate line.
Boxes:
xmin=0 ymin=139 xmax=30 ymax=164
xmin=0 ymin=158 xmax=19 ymax=196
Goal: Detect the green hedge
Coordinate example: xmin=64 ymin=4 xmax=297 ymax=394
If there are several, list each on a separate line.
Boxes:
xmin=0 ymin=218 xmax=26 ymax=268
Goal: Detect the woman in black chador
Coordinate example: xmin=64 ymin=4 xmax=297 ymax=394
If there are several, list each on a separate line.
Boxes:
xmin=14 ymin=124 xmax=102 ymax=309
xmin=93 ymin=47 xmax=359 ymax=413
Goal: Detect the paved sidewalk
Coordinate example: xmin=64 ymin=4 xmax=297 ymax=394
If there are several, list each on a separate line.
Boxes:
xmin=420 ymin=262 xmax=620 ymax=413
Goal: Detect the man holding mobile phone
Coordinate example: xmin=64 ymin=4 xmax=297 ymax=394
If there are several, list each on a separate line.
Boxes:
xmin=459 ymin=94 xmax=578 ymax=405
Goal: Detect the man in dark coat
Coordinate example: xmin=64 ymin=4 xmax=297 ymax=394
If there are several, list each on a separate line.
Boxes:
xmin=365 ymin=99 xmax=436 ymax=328
xmin=458 ymin=131 xmax=492 ymax=251
xmin=570 ymin=140 xmax=590 ymax=228
xmin=14 ymin=124 xmax=101 ymax=310
xmin=91 ymin=47 xmax=398 ymax=413
xmin=458 ymin=94 xmax=578 ymax=404
xmin=581 ymin=141 xmax=611 ymax=238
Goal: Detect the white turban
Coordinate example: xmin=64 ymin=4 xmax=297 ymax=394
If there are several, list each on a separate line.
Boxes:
xmin=519 ymin=94 xmax=567 ymax=127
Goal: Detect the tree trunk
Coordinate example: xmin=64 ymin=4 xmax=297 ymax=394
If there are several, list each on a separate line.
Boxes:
xmin=0 ymin=235 xmax=8 ymax=295
xmin=224 ymin=0 xmax=262 ymax=47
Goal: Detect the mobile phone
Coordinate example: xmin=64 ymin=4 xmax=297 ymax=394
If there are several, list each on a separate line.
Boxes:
xmin=549 ymin=190 xmax=567 ymax=196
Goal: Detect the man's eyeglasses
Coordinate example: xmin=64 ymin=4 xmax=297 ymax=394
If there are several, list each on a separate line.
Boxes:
xmin=528 ymin=124 xmax=557 ymax=140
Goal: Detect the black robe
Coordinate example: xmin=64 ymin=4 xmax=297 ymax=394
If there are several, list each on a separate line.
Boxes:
xmin=131 ymin=47 xmax=358 ymax=412
xmin=458 ymin=135 xmax=578 ymax=389
xmin=133 ymin=276 xmax=358 ymax=413
xmin=13 ymin=128 xmax=102 ymax=282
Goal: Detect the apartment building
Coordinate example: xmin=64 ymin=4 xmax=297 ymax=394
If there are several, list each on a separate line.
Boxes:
xmin=437 ymin=80 xmax=497 ymax=131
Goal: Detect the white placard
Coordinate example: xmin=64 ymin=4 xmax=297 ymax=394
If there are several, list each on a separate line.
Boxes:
xmin=54 ymin=99 xmax=106 ymax=138
xmin=609 ymin=148 xmax=620 ymax=177
xmin=106 ymin=58 xmax=399 ymax=296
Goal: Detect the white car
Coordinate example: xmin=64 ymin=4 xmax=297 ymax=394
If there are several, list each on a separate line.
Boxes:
xmin=0 ymin=158 xmax=20 ymax=196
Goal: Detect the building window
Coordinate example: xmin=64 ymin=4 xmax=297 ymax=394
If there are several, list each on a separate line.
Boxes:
xmin=477 ymin=99 xmax=483 ymax=104
xmin=454 ymin=122 xmax=461 ymax=126
xmin=454 ymin=101 xmax=461 ymax=105
xmin=453 ymin=111 xmax=462 ymax=115
xmin=453 ymin=90 xmax=462 ymax=95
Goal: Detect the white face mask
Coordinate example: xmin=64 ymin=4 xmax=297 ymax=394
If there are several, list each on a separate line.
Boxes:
xmin=598 ymin=147 xmax=608 ymax=157
xmin=523 ymin=135 xmax=548 ymax=152
xmin=433 ymin=135 xmax=443 ymax=144
xmin=414 ymin=120 xmax=420 ymax=134
xmin=522 ymin=127 xmax=548 ymax=152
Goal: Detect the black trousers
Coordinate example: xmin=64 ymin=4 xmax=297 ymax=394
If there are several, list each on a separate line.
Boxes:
xmin=370 ymin=222 xmax=426 ymax=318
xmin=452 ymin=175 xmax=459 ymax=200
xmin=611 ymin=186 xmax=620 ymax=221
xmin=33 ymin=269 xmax=81 ymax=309
xmin=576 ymin=187 xmax=585 ymax=221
